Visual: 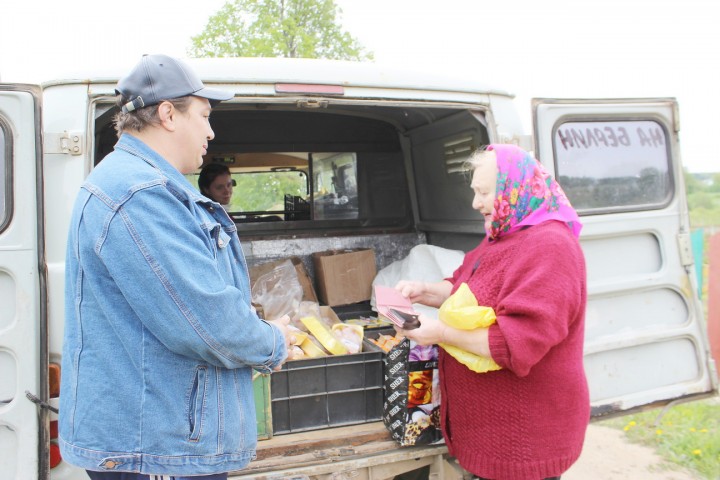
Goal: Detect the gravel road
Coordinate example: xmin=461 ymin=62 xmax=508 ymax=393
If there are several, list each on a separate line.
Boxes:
xmin=563 ymin=424 xmax=699 ymax=479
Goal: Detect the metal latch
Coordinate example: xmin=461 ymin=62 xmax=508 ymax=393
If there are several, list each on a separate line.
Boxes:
xmin=296 ymin=99 xmax=328 ymax=109
xmin=25 ymin=390 xmax=59 ymax=414
xmin=44 ymin=131 xmax=84 ymax=155
xmin=677 ymin=232 xmax=694 ymax=267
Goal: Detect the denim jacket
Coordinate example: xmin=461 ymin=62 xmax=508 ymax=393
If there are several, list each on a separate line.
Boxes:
xmin=59 ymin=134 xmax=287 ymax=475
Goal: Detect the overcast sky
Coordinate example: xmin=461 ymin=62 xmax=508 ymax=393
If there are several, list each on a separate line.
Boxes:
xmin=1 ymin=0 xmax=717 ymax=172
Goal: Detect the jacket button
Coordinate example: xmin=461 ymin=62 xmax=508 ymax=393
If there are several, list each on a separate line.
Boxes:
xmin=101 ymin=460 xmax=118 ymax=469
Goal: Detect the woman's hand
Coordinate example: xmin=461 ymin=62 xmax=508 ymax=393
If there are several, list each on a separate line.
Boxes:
xmin=396 ymin=313 xmax=446 ymax=346
xmin=397 ymin=313 xmax=493 ymax=358
xmin=395 ymin=280 xmax=452 ymax=308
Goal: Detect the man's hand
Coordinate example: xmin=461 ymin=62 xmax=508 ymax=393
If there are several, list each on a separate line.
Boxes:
xmin=267 ymin=315 xmax=294 ymax=368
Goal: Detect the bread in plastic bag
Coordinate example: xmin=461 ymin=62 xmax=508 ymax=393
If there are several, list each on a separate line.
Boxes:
xmin=250 ymin=259 xmax=302 ymax=320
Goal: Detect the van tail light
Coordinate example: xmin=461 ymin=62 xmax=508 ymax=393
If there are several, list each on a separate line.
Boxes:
xmin=49 ymin=363 xmax=61 ymax=398
xmin=274 ymin=83 xmax=344 ymax=95
xmin=50 ymin=419 xmax=62 ymax=468
xmin=49 ymin=363 xmax=62 ymax=467
xmin=49 ymin=443 xmax=62 ymax=468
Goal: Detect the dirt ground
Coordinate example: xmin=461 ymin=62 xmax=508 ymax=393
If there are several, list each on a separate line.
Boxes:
xmin=563 ymin=424 xmax=699 ymax=479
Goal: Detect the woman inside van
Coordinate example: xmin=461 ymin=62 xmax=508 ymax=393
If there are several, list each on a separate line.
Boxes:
xmin=199 ymin=163 xmax=235 ymax=209
xmin=394 ymin=144 xmax=589 ymax=480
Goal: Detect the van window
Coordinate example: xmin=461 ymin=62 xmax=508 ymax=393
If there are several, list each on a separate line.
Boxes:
xmin=186 ymin=152 xmax=361 ymax=222
xmin=0 ymin=119 xmax=9 ymax=231
xmin=312 ymin=153 xmax=358 ymax=220
xmin=553 ymin=120 xmax=673 ymax=213
xmin=97 ymin=101 xmax=484 ymax=232
xmin=234 ymin=169 xmax=308 ymax=217
xmin=187 ymin=162 xmax=309 ymax=221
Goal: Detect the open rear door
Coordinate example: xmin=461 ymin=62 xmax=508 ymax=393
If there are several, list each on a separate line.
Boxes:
xmin=533 ymin=98 xmax=717 ymax=417
xmin=0 ymin=86 xmax=46 ymax=479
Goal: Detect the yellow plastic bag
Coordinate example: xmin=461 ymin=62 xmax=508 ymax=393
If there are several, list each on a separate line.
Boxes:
xmin=438 ymin=283 xmax=502 ymax=373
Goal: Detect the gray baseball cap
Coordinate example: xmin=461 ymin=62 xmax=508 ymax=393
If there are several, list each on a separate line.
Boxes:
xmin=116 ymin=54 xmax=234 ymax=113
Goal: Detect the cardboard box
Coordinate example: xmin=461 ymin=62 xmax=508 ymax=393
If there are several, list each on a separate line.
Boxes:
xmin=249 ymin=256 xmax=318 ymax=303
xmin=312 ymin=248 xmax=377 ymax=306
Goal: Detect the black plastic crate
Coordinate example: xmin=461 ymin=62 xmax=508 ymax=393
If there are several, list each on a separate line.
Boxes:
xmin=270 ymin=341 xmax=384 ymax=434
xmin=332 ymin=301 xmax=373 ymax=320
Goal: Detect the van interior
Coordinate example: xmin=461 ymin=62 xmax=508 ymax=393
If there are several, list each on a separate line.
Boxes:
xmin=93 ymin=100 xmax=493 ymax=257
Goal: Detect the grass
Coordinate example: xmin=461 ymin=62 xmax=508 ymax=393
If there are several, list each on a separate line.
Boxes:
xmin=598 ymin=397 xmax=720 ymax=479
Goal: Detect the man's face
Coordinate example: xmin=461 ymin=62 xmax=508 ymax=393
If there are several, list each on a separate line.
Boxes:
xmin=173 ymin=97 xmax=215 ymax=174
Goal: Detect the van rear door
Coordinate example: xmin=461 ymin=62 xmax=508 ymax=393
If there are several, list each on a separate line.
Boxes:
xmin=533 ymin=98 xmax=717 ymax=417
xmin=0 ymin=85 xmax=47 ymax=479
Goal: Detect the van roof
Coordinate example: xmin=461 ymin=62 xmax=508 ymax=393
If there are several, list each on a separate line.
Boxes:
xmin=40 ymin=57 xmax=513 ymax=97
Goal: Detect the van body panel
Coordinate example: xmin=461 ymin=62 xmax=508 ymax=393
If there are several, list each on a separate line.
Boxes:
xmin=47 ymin=57 xmax=513 ymax=97
xmin=39 ymin=84 xmax=90 ymax=359
xmin=533 ymin=98 xmax=717 ymax=416
xmin=0 ymin=86 xmax=45 ymax=480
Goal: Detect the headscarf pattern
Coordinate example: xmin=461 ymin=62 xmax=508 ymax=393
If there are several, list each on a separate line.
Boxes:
xmin=486 ymin=144 xmax=582 ymax=240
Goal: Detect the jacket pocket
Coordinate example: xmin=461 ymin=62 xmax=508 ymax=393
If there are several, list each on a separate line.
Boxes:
xmin=205 ymin=224 xmax=232 ymax=259
xmin=188 ymin=366 xmax=208 ymax=442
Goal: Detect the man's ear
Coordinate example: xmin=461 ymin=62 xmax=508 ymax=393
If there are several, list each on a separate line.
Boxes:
xmin=157 ymin=101 xmax=176 ymax=131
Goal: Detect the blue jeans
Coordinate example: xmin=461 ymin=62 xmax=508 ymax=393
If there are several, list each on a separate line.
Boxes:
xmin=86 ymin=472 xmax=228 ymax=480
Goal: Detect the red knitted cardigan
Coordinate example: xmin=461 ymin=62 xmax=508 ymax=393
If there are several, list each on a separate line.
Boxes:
xmin=441 ymin=221 xmax=589 ymax=480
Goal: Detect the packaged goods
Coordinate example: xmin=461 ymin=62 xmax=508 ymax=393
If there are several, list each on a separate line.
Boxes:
xmin=382 ymin=339 xmax=442 ymax=446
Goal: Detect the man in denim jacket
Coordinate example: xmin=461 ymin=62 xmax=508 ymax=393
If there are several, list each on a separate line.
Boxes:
xmin=59 ymin=54 xmax=292 ymax=480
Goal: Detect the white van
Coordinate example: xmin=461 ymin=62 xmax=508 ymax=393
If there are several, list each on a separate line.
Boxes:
xmin=1 ymin=57 xmax=716 ymax=480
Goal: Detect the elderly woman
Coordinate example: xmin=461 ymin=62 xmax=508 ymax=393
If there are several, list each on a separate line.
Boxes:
xmin=395 ymin=144 xmax=589 ymax=480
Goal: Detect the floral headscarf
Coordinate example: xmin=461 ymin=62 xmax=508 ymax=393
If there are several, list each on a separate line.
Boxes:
xmin=486 ymin=144 xmax=582 ymax=241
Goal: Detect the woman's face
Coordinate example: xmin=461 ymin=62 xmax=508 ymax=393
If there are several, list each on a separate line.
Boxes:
xmin=207 ymin=173 xmax=234 ymax=205
xmin=470 ymin=151 xmax=498 ymax=233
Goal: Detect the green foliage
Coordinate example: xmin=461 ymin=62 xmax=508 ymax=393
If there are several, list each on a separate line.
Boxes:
xmin=684 ymin=167 xmax=703 ymax=194
xmin=686 ymin=171 xmax=720 ymax=228
xmin=600 ymin=398 xmax=720 ymax=479
xmin=689 ymin=191 xmax=715 ymax=210
xmin=688 ymin=191 xmax=720 ymax=228
xmin=189 ymin=0 xmax=373 ymax=61
xmin=233 ymin=171 xmax=306 ymax=212
xmin=712 ymin=173 xmax=720 ymax=193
